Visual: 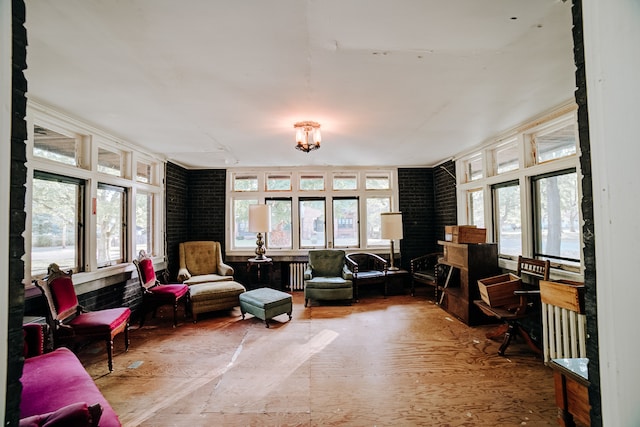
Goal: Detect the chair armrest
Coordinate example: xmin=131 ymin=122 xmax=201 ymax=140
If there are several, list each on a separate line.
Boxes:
xmin=218 ymin=262 xmax=235 ymax=277
xmin=177 ymin=268 xmax=191 ymax=282
xmin=342 ymin=264 xmax=353 ymax=280
xmin=303 ymin=266 xmax=313 ymax=280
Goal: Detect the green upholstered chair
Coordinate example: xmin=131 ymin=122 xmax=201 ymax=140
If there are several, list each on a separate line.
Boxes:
xmin=303 ymin=249 xmax=354 ymax=307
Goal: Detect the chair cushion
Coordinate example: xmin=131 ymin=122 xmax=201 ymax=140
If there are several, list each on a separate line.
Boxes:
xmin=68 ymin=307 xmax=131 ymax=334
xmin=182 ymin=241 xmax=219 ymax=276
xmin=189 ymin=281 xmax=246 ymax=300
xmin=148 ymin=284 xmax=189 ymax=299
xmin=138 ymin=258 xmax=157 ymax=288
xmin=49 ymin=277 xmax=79 ymax=315
xmin=355 ymin=271 xmax=385 ymax=280
xmin=305 ymin=277 xmax=352 ymax=289
xmin=184 ymin=274 xmax=233 ymax=285
xmin=239 ymin=288 xmax=291 ymax=310
xmin=414 ymin=270 xmax=436 ymax=282
xmin=309 ymin=250 xmax=347 ymax=277
xmin=20 ymin=402 xmax=96 ymax=427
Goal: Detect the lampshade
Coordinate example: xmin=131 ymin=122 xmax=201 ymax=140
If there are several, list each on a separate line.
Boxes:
xmin=249 ymin=204 xmax=271 ymax=232
xmin=381 ymin=212 xmax=403 ymax=240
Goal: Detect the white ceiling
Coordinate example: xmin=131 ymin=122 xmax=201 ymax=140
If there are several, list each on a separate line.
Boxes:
xmin=24 ymin=0 xmax=575 ymax=169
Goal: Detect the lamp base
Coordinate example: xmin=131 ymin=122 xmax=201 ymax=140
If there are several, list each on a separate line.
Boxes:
xmin=388 ymin=266 xmax=400 ymax=271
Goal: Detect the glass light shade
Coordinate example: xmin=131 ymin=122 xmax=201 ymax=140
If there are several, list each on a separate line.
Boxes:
xmin=381 ymin=212 xmax=403 ymax=239
xmin=248 ymin=204 xmax=271 ymax=232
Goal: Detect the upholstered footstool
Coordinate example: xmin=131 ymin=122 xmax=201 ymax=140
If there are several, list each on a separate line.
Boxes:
xmin=239 ymin=287 xmax=293 ymax=328
xmin=188 ymin=280 xmax=246 ymax=322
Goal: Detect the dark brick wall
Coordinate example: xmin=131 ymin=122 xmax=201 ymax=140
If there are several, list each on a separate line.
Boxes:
xmin=572 ymin=1 xmax=601 ymax=425
xmin=398 ymin=168 xmax=436 ymax=270
xmin=165 ymin=162 xmax=189 ymax=281
xmin=434 ymin=160 xmax=458 ymax=241
xmin=7 ymin=1 xmax=28 ymax=424
xmin=165 ymin=165 xmax=226 ymax=281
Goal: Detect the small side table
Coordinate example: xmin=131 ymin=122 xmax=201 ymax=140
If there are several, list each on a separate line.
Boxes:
xmin=385 ymin=269 xmax=409 ymax=296
xmin=549 ymin=358 xmax=590 ymax=427
xmin=246 ymin=257 xmax=273 ymax=289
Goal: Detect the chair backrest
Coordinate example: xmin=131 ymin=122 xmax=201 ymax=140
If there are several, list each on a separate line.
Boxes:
xmin=133 ymin=250 xmax=158 ymax=291
xmin=309 ymin=250 xmax=346 ymax=277
xmin=179 ymin=241 xmax=223 ymax=276
xmin=516 ymin=256 xmax=551 ymax=282
xmin=36 ymin=263 xmax=79 ymax=324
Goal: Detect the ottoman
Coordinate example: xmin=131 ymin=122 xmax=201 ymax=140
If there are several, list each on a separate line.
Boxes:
xmin=189 ymin=280 xmax=246 ymax=322
xmin=239 ymin=287 xmax=293 ymax=328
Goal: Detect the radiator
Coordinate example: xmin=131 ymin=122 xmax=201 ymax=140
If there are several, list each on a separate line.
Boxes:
xmin=289 ymin=262 xmax=308 ymax=291
xmin=541 ymin=302 xmax=587 ymax=364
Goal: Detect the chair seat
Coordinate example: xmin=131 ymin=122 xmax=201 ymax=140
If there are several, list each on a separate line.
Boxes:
xmin=184 ymin=274 xmax=234 ymax=285
xmin=148 ymin=284 xmax=189 ymax=299
xmin=355 ymin=271 xmax=385 ymax=281
xmin=68 ymin=307 xmax=131 ymax=334
xmin=304 ymin=277 xmax=352 ymax=289
xmin=473 ymin=300 xmax=526 ymax=320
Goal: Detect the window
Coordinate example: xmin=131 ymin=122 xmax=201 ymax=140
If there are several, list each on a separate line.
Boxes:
xmin=31 ymin=172 xmax=84 ymax=276
xmin=266 ymin=174 xmax=291 ymax=191
xmin=96 ymin=184 xmax=126 ymax=267
xmin=533 ymin=122 xmax=577 ymax=163
xmin=33 ymin=126 xmax=78 ymax=166
xmin=234 ymin=175 xmax=258 ymax=191
xmin=493 ymin=141 xmax=519 ymax=174
xmin=233 ymin=199 xmax=258 ymax=248
xmin=228 ymin=168 xmax=397 ymax=253
xmin=299 ymin=198 xmax=326 ymax=248
xmin=333 ymin=197 xmax=359 ymax=247
xmin=136 ymin=161 xmax=152 ymax=183
xmin=97 ymin=147 xmax=122 ymax=177
xmin=135 ymin=191 xmax=154 ymax=255
xmin=365 ymin=197 xmax=390 ymax=246
xmin=464 ymin=155 xmax=483 ymax=182
xmin=533 ymin=169 xmax=580 ymax=269
xmin=365 ymin=173 xmax=390 ymax=190
xmin=333 ymin=174 xmax=357 ymax=190
xmin=266 ymin=198 xmax=292 ymax=249
xmin=468 ymin=189 xmax=484 ymax=227
xmin=493 ymin=181 xmax=521 ymax=258
xmin=300 ymin=174 xmax=325 ymax=191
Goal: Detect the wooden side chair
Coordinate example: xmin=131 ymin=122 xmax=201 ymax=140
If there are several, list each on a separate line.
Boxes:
xmin=410 ymin=252 xmax=444 ymax=298
xmin=35 ymin=263 xmax=131 ymax=372
xmin=133 ymin=250 xmax=190 ymax=328
xmin=474 ymin=256 xmax=550 ymax=356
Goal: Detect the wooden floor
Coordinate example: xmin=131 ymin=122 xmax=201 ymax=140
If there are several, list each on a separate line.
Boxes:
xmin=79 ymin=287 xmax=558 ymax=426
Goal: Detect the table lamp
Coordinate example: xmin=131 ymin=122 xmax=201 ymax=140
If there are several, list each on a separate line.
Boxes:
xmin=381 ymin=212 xmax=403 ymax=271
xmin=248 ymin=204 xmax=271 ymax=260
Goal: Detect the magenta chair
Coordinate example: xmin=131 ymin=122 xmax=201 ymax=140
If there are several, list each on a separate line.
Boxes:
xmin=36 ymin=263 xmax=131 ymax=372
xmin=133 ymin=250 xmax=190 ymax=327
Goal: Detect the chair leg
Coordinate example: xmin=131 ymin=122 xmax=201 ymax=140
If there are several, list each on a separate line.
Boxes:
xmin=124 ymin=323 xmax=130 ymax=351
xmin=173 ymin=301 xmax=179 ymax=328
xmin=106 ymin=339 xmax=114 ymax=372
xmin=498 ymin=322 xmax=516 ymax=356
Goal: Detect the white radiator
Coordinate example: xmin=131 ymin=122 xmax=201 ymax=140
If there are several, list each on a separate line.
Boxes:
xmin=289 ymin=262 xmax=308 ymax=291
xmin=541 ymin=302 xmax=587 ymax=364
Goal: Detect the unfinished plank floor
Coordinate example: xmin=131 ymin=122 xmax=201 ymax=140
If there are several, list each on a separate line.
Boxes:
xmin=79 ymin=289 xmax=557 ymax=426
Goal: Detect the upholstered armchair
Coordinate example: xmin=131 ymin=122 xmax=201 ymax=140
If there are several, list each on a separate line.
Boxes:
xmin=303 ymin=249 xmax=353 ymax=307
xmin=177 ymin=241 xmax=234 ymax=285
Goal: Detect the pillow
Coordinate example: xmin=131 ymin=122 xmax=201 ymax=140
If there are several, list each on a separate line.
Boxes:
xmin=19 ymin=402 xmax=102 ymax=427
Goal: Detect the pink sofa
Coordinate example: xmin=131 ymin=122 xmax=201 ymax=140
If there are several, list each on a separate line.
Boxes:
xmin=20 ymin=324 xmax=121 ymax=427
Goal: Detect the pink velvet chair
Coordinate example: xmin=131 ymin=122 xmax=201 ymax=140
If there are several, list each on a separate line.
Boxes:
xmin=133 ymin=250 xmax=190 ymax=327
xmin=36 ymin=263 xmax=131 ymax=372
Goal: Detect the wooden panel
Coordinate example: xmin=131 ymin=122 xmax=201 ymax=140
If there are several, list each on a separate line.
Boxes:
xmin=540 ymin=280 xmax=585 ymax=313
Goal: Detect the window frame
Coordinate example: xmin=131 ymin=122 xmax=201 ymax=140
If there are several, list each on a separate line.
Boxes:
xmin=455 ymin=106 xmax=583 ymax=278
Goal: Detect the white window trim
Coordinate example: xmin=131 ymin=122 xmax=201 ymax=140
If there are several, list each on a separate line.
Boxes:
xmin=455 ymin=105 xmax=584 ymax=280
xmin=26 ymin=100 xmax=166 ymax=285
xmin=227 ymin=167 xmax=399 ymax=257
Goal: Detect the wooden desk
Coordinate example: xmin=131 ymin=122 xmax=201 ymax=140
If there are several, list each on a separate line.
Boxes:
xmin=549 ymin=358 xmax=590 ymax=427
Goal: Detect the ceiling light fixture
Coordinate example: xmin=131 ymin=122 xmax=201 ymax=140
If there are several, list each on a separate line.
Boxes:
xmin=294 ymin=121 xmax=321 ymax=153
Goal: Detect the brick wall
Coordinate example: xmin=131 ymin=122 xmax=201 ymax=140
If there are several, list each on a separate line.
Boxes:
xmin=434 ymin=160 xmax=457 ymax=242
xmin=165 ymin=162 xmax=189 ymax=281
xmin=398 ymin=168 xmax=436 ymax=270
xmin=7 ymin=1 xmax=28 ymax=424
xmin=572 ymin=1 xmax=601 ymax=424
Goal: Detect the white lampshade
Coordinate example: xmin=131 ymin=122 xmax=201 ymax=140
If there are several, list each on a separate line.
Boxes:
xmin=381 ymin=212 xmax=403 ymax=240
xmin=248 ymin=204 xmax=271 ymax=232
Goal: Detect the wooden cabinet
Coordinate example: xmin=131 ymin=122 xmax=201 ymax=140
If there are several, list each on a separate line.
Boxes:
xmin=437 ymin=240 xmax=499 ymax=325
